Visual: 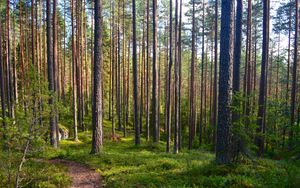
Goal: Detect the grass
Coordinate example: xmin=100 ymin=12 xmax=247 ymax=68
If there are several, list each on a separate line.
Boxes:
xmin=39 ymin=119 xmax=300 ymax=188
xmin=0 ymin=155 xmax=71 ymax=188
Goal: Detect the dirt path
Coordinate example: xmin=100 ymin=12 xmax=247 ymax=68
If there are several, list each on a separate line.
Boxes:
xmin=50 ymin=159 xmax=102 ymax=188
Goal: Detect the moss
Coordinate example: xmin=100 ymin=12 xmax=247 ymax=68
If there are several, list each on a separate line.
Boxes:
xmin=35 ymin=119 xmax=300 ymax=188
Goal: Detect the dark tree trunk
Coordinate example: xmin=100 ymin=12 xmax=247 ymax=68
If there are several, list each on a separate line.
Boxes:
xmin=0 ymin=22 xmax=7 ymax=148
xmin=232 ymin=0 xmax=242 ymax=123
xmin=245 ymin=0 xmax=252 ymax=127
xmin=6 ymin=0 xmax=13 ymax=118
xmin=152 ymin=0 xmax=159 ymax=143
xmin=146 ymin=0 xmax=150 ymax=141
xmin=174 ymin=0 xmax=179 ymax=153
xmin=53 ymin=0 xmax=59 ymax=147
xmin=91 ymin=0 xmax=104 ymax=154
xmin=166 ymin=0 xmax=173 ymax=152
xmin=216 ymin=0 xmax=235 ymax=164
xmin=256 ymin=0 xmax=270 ymax=156
xmin=132 ymin=0 xmax=140 ymax=146
xmin=47 ymin=0 xmax=58 ymax=148
xmin=117 ymin=2 xmax=122 ymax=131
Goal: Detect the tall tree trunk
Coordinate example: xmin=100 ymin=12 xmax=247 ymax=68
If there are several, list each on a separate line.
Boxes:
xmin=111 ymin=1 xmax=116 ymax=137
xmin=132 ymin=0 xmax=140 ymax=145
xmin=189 ymin=0 xmax=196 ymax=150
xmin=290 ymin=0 xmax=299 ymax=149
xmin=71 ymin=0 xmax=78 ymax=141
xmin=232 ymin=0 xmax=242 ymax=122
xmin=146 ymin=0 xmax=150 ymax=141
xmin=19 ymin=1 xmax=26 ymax=111
xmin=166 ymin=0 xmax=173 ymax=152
xmin=152 ymin=0 xmax=159 ymax=143
xmin=6 ymin=0 xmax=12 ymax=118
xmin=245 ymin=0 xmax=252 ymax=127
xmin=256 ymin=0 xmax=270 ymax=156
xmin=199 ymin=0 xmax=205 ymax=146
xmin=91 ymin=0 xmax=104 ymax=154
xmin=12 ymin=6 xmax=17 ymax=105
xmin=0 ymin=21 xmax=7 ymax=148
xmin=178 ymin=0 xmax=183 ymax=150
xmin=216 ymin=0 xmax=235 ymax=164
xmin=283 ymin=1 xmax=292 ymax=148
xmin=212 ymin=0 xmax=218 ymax=146
xmin=47 ymin=0 xmax=58 ymax=148
xmin=117 ymin=2 xmax=122 ymax=131
xmin=174 ymin=0 xmax=179 ymax=153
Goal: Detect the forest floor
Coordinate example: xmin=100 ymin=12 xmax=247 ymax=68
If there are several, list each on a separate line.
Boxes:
xmin=50 ymin=159 xmax=102 ymax=188
xmin=37 ymin=119 xmax=300 ymax=188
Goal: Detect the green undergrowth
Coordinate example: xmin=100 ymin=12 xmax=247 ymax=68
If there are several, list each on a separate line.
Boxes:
xmin=39 ymin=119 xmax=300 ymax=188
xmin=0 ymin=155 xmax=71 ymax=188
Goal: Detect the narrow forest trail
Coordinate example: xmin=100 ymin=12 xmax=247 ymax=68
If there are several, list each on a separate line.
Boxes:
xmin=50 ymin=159 xmax=102 ymax=188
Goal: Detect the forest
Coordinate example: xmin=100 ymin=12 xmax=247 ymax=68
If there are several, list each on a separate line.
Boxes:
xmin=0 ymin=0 xmax=300 ymax=187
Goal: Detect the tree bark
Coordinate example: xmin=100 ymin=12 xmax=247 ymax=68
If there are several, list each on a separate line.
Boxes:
xmin=256 ymin=0 xmax=270 ymax=156
xmin=132 ymin=0 xmax=140 ymax=145
xmin=47 ymin=0 xmax=58 ymax=148
xmin=91 ymin=0 xmax=104 ymax=154
xmin=216 ymin=0 xmax=235 ymax=164
xmin=152 ymin=0 xmax=159 ymax=143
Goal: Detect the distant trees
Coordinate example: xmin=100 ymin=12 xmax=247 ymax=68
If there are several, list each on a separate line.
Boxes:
xmin=290 ymin=0 xmax=298 ymax=149
xmin=189 ymin=0 xmax=196 ymax=150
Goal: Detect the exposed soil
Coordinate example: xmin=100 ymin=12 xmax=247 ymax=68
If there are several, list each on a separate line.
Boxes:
xmin=50 ymin=159 xmax=102 ymax=188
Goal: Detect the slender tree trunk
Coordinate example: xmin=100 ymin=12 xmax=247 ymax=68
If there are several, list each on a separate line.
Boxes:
xmin=256 ymin=0 xmax=270 ymax=156
xmin=232 ymin=0 xmax=242 ymax=123
xmin=290 ymin=0 xmax=298 ymax=149
xmin=166 ymin=0 xmax=173 ymax=152
xmin=132 ymin=0 xmax=140 ymax=145
xmin=174 ymin=0 xmax=179 ymax=153
xmin=111 ymin=1 xmax=116 ymax=137
xmin=0 ymin=22 xmax=7 ymax=148
xmin=152 ymin=0 xmax=159 ymax=143
xmin=189 ymin=0 xmax=196 ymax=150
xmin=146 ymin=0 xmax=150 ymax=141
xmin=71 ymin=0 xmax=78 ymax=141
xmin=199 ymin=0 xmax=205 ymax=146
xmin=6 ymin=0 xmax=12 ymax=118
xmin=12 ymin=7 xmax=17 ymax=105
xmin=117 ymin=2 xmax=122 ymax=131
xmin=212 ymin=0 xmax=218 ymax=146
xmin=47 ymin=0 xmax=58 ymax=148
xmin=19 ymin=1 xmax=26 ymax=111
xmin=178 ymin=0 xmax=183 ymax=150
xmin=283 ymin=1 xmax=292 ymax=148
xmin=245 ymin=0 xmax=252 ymax=127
